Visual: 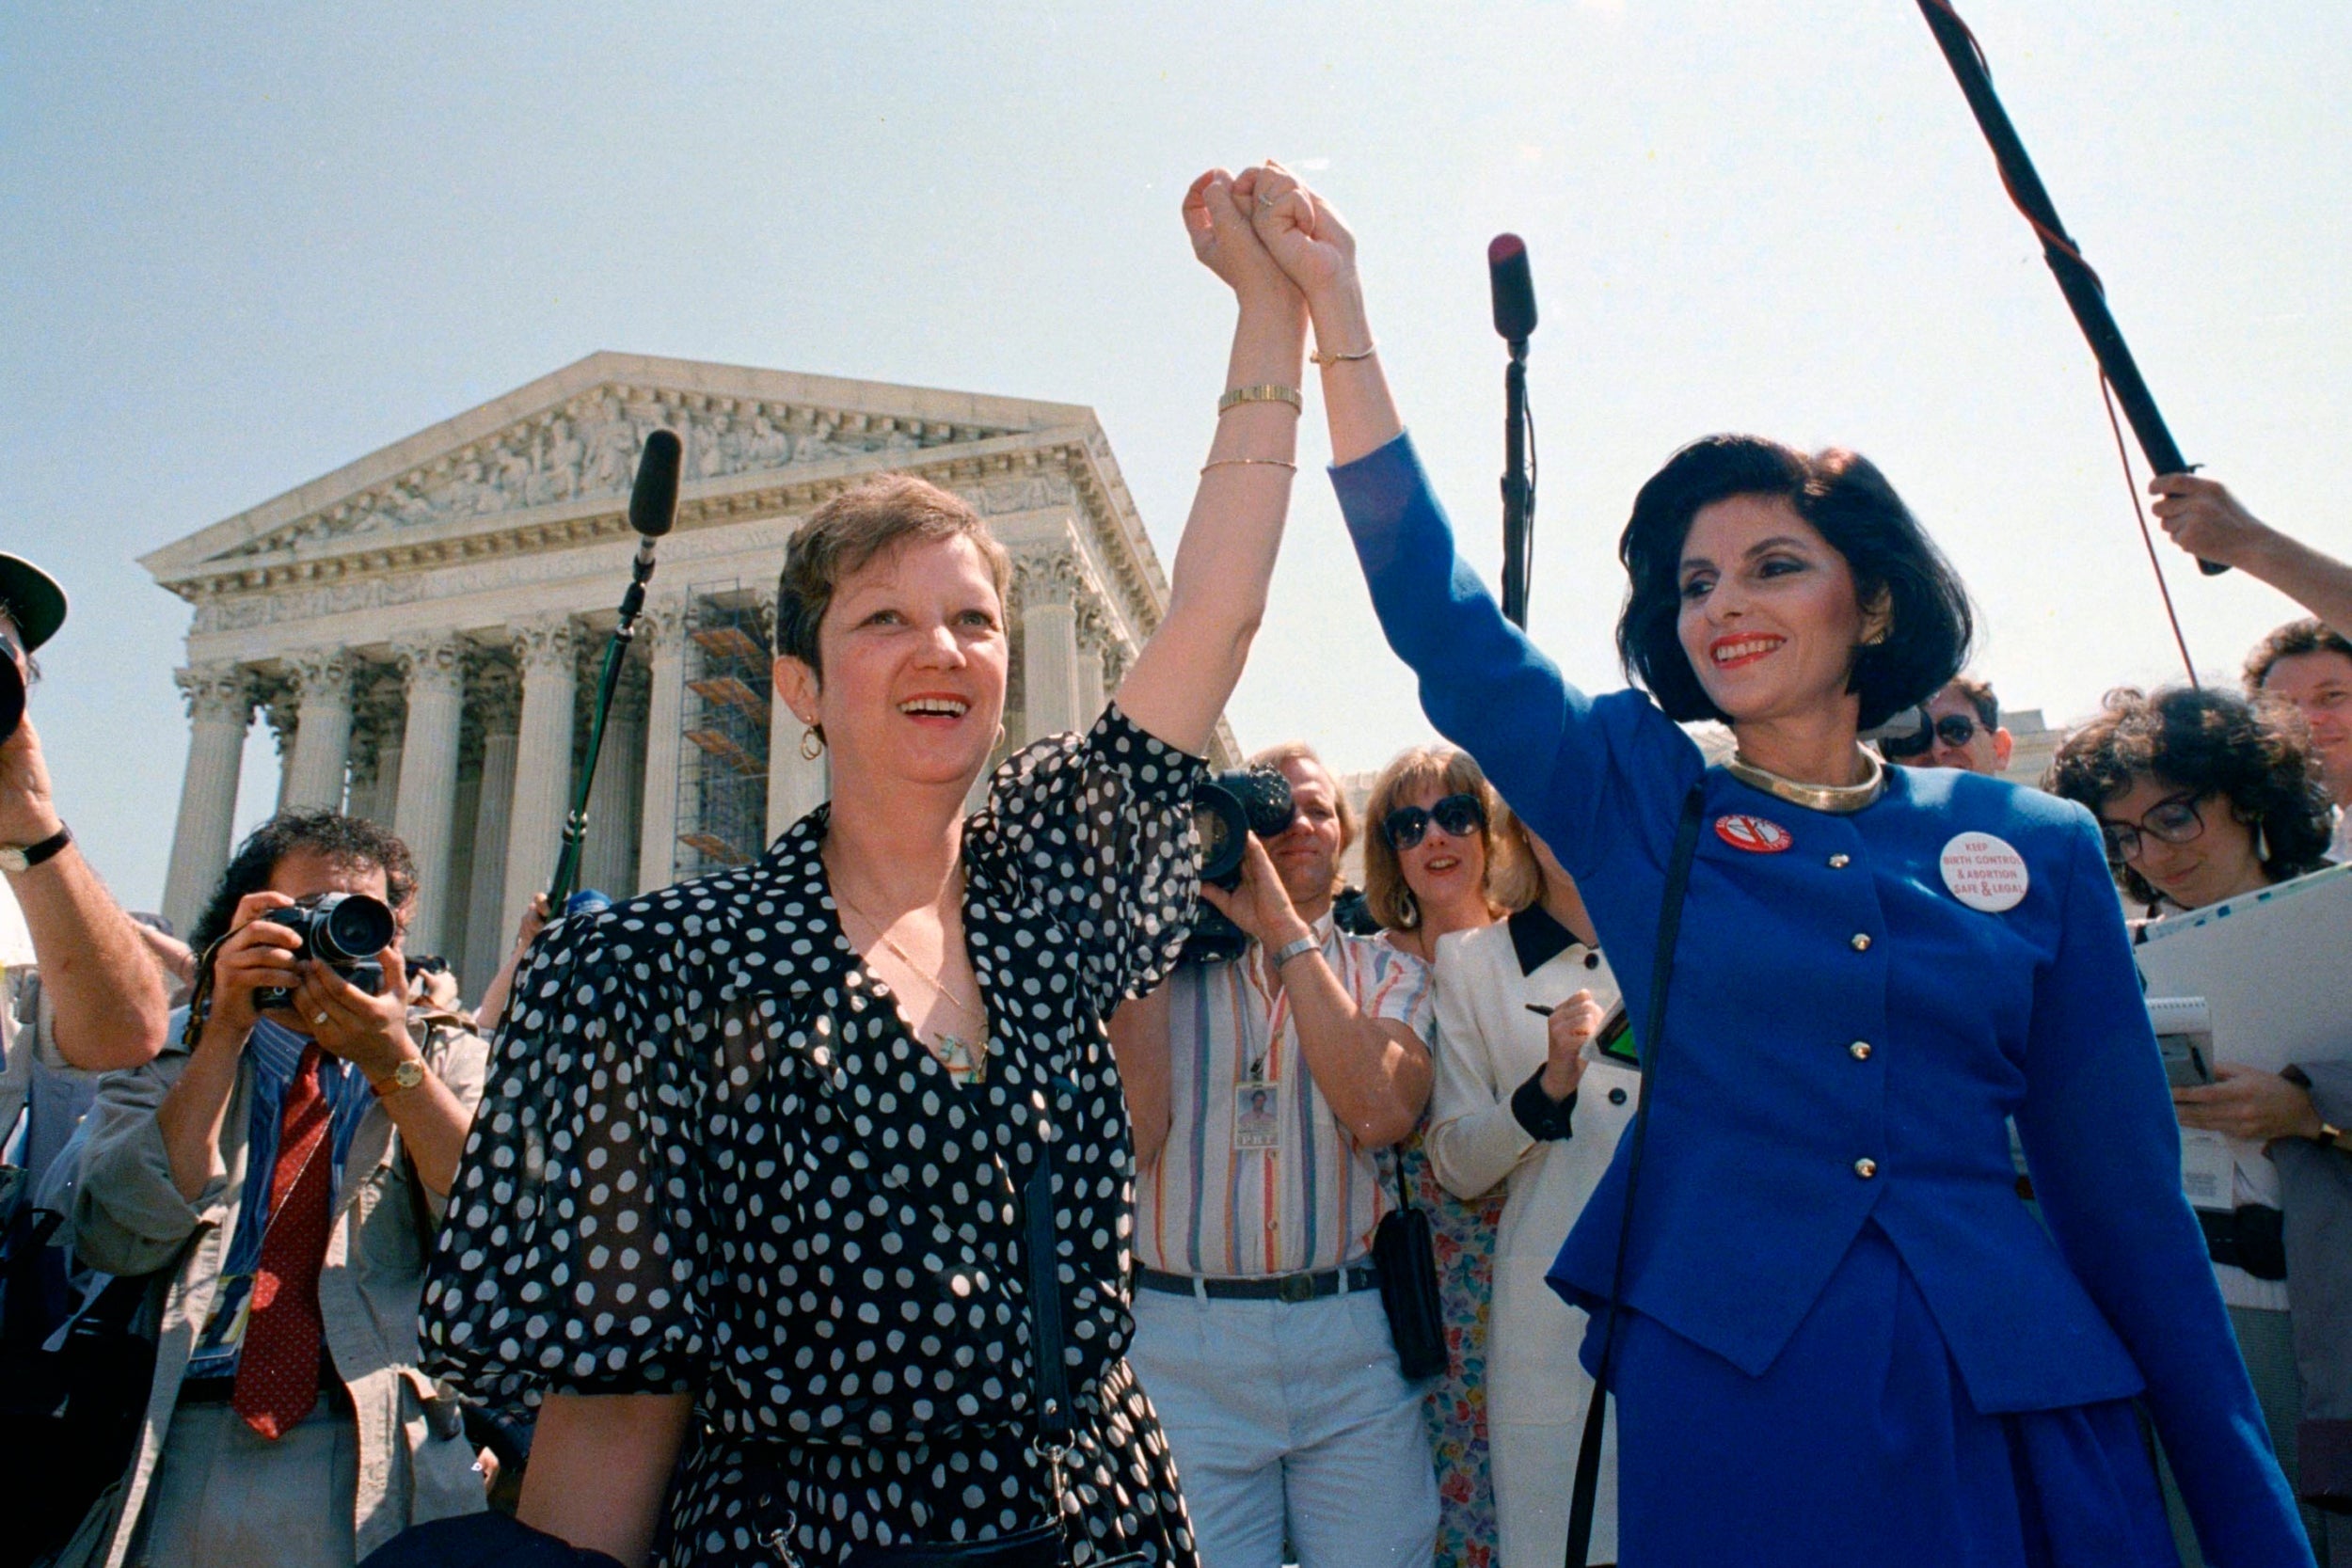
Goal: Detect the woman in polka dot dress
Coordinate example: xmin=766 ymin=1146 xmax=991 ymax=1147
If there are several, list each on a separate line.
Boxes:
xmin=419 ymin=167 xmax=1311 ymax=1568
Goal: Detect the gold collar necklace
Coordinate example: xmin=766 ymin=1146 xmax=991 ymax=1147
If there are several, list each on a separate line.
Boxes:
xmin=1722 ymin=747 xmax=1887 ymax=815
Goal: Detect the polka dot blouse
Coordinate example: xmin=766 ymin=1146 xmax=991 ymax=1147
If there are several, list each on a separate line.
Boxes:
xmin=421 ymin=707 xmax=1206 ymax=1566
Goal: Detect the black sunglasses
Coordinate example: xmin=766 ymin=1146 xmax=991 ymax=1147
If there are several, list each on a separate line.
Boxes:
xmin=1882 ymin=713 xmax=1980 ymax=758
xmin=1383 ymin=792 xmax=1486 ymax=851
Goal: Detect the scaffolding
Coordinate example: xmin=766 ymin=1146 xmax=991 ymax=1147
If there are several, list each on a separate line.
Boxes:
xmin=675 ymin=584 xmax=771 ymax=877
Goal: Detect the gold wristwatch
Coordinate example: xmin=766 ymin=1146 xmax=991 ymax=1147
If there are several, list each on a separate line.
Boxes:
xmin=375 ymin=1056 xmax=427 ymax=1096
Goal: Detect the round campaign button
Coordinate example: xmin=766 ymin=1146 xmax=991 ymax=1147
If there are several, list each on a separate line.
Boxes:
xmin=1715 ymin=814 xmax=1793 ymax=853
xmin=1939 ymin=832 xmax=2029 ymax=912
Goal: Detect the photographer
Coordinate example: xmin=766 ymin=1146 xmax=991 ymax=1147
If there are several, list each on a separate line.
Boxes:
xmin=1110 ymin=741 xmax=1438 ymax=1568
xmin=66 ymin=810 xmax=486 ymax=1567
xmin=0 ymin=554 xmax=168 ymax=1071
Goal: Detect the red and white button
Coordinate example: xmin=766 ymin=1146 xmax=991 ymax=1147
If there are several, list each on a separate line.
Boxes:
xmin=1939 ymin=832 xmax=2029 ymax=912
xmin=1714 ymin=814 xmax=1793 ymax=853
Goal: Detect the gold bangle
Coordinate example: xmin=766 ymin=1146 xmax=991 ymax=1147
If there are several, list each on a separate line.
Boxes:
xmin=1217 ymin=384 xmax=1303 ymax=416
xmin=1310 ymin=341 xmax=1377 ymax=367
xmin=1200 ymin=457 xmax=1298 ymax=474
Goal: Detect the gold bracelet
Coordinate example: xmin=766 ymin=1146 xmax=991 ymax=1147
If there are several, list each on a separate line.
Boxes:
xmin=1217 ymin=384 xmax=1303 ymax=416
xmin=1200 ymin=457 xmax=1298 ymax=474
xmin=1310 ymin=341 xmax=1377 ymax=367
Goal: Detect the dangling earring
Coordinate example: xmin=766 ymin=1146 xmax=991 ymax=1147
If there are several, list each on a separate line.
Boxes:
xmin=800 ymin=724 xmax=825 ymax=761
xmin=1400 ymin=888 xmax=1420 ymax=927
xmin=2254 ymin=818 xmax=2271 ymax=863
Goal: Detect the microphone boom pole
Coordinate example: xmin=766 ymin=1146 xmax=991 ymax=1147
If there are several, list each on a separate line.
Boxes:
xmin=1915 ymin=0 xmax=2224 ymax=576
xmin=1490 ymin=234 xmax=1539 ymax=627
xmin=547 ymin=429 xmax=683 ymax=910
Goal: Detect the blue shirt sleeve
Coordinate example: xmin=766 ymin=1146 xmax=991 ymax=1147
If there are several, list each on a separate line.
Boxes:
xmin=2014 ymin=815 xmax=2312 ymax=1562
xmin=1328 ymin=431 xmax=1700 ymax=878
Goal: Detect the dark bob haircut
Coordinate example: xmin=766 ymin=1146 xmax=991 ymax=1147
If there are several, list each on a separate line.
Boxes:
xmin=2046 ymin=685 xmax=2334 ymax=908
xmin=1615 ymin=436 xmax=1975 ymax=731
xmin=189 ymin=809 xmax=417 ymax=955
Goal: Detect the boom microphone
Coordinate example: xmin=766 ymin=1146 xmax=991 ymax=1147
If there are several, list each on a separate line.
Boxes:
xmin=630 ymin=428 xmax=682 ymax=538
xmin=1488 ymin=234 xmax=1537 ymax=345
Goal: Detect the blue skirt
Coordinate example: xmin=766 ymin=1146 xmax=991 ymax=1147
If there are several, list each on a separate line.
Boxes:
xmin=1605 ymin=1224 xmax=2178 ymax=1567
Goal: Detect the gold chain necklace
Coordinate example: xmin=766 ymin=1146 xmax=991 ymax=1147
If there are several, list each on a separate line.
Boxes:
xmin=1722 ymin=746 xmax=1887 ymax=815
xmin=833 ymin=879 xmax=992 ymax=1085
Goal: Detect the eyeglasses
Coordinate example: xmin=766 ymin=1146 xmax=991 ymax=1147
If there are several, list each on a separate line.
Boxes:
xmin=1882 ymin=714 xmax=1980 ymax=758
xmin=1383 ymin=792 xmax=1486 ymax=851
xmin=2098 ymin=794 xmax=2206 ymax=866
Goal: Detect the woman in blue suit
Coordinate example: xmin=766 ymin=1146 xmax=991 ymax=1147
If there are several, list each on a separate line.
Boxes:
xmin=1229 ymin=161 xmax=2309 ymax=1566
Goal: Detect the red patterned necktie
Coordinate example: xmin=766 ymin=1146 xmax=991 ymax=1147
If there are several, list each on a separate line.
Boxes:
xmin=231 ymin=1042 xmax=335 ymax=1440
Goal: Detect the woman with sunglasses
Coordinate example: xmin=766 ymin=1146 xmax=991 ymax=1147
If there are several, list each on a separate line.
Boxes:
xmin=1353 ymin=747 xmax=1519 ymax=1568
xmin=2051 ymin=685 xmax=2348 ymax=1563
xmin=1231 ymin=157 xmax=2307 ymax=1565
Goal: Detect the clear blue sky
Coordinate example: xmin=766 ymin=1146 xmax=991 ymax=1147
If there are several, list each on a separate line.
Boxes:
xmin=5 ymin=2 xmax=2345 ymax=911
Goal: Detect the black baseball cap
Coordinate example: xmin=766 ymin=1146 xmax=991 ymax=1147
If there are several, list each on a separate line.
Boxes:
xmin=0 ymin=555 xmax=68 ymax=651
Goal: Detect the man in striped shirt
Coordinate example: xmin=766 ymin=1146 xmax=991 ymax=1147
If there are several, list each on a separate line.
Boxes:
xmin=1113 ymin=742 xmax=1438 ymax=1568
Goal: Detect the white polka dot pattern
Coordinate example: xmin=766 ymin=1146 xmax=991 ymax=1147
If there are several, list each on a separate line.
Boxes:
xmin=421 ymin=706 xmax=1204 ymax=1566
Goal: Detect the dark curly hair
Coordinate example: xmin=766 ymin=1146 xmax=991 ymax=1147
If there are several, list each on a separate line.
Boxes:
xmin=189 ymin=810 xmax=418 ymax=955
xmin=1615 ymin=436 xmax=1975 ymax=730
xmin=2046 ymin=686 xmax=2334 ymax=907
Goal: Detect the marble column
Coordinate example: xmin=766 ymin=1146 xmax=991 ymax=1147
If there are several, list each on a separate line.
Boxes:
xmin=502 ymin=614 xmax=580 ymax=941
xmin=1075 ymin=599 xmax=1112 ymax=729
xmin=282 ymin=648 xmax=358 ymax=810
xmin=1017 ymin=548 xmax=1083 ymax=743
xmin=580 ymin=661 xmax=646 ymax=900
xmin=462 ymin=666 xmax=521 ymax=997
xmin=636 ymin=598 xmax=690 ymax=895
xmin=162 ymin=663 xmax=255 ymax=934
xmin=392 ymin=631 xmax=468 ymax=955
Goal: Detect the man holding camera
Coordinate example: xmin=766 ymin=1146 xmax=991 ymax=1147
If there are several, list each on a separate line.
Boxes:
xmin=0 ymin=554 xmax=169 ymax=1073
xmin=67 ymin=810 xmax=486 ymax=1567
xmin=1883 ymin=675 xmax=2013 ymax=776
xmin=1111 ymin=742 xmax=1438 ymax=1568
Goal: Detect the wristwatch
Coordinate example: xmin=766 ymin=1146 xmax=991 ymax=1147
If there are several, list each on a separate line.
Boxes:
xmin=0 ymin=822 xmax=71 ymax=875
xmin=373 ymin=1056 xmax=427 ymax=1096
xmin=1268 ymin=934 xmax=1320 ymax=972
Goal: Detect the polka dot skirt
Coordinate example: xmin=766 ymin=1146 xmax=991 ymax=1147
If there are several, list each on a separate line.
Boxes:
xmin=422 ymin=707 xmax=1205 ymax=1566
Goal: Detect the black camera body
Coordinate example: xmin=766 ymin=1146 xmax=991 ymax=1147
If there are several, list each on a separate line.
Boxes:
xmin=1182 ymin=766 xmax=1298 ymax=966
xmin=251 ymin=892 xmax=396 ymax=1013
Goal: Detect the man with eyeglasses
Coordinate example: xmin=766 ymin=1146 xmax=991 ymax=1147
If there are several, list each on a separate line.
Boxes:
xmin=1110 ymin=740 xmax=1439 ymax=1568
xmin=1883 ymin=676 xmax=2012 ymax=776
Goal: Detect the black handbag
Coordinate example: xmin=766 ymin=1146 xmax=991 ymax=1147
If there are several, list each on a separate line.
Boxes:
xmin=1372 ymin=1152 xmax=1449 ymax=1382
xmin=1565 ymin=784 xmax=1708 ymax=1567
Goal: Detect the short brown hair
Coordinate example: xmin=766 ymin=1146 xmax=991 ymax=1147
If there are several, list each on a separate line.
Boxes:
xmin=1360 ymin=745 xmax=1531 ymax=931
xmin=2245 ymin=617 xmax=2352 ymax=693
xmin=1943 ymin=674 xmax=1999 ymax=730
xmin=773 ymin=474 xmax=1011 ymax=676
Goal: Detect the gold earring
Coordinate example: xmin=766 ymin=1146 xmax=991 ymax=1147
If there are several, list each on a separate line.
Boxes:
xmin=994 ymin=723 xmax=1008 ymax=749
xmin=800 ymin=724 xmax=824 ymax=761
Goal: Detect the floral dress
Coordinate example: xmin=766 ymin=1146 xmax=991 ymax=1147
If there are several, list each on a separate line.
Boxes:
xmin=421 ymin=709 xmax=1207 ymax=1566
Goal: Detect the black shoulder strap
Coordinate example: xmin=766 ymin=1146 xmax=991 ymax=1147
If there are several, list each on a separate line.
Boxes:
xmin=1025 ymin=1090 xmax=1073 ymax=1463
xmin=1565 ymin=780 xmax=1708 ymax=1566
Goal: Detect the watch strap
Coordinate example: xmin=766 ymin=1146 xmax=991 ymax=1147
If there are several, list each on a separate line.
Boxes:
xmin=5 ymin=821 xmax=71 ymax=871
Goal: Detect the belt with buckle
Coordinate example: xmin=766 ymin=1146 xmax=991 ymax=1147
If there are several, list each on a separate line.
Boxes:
xmin=1135 ymin=1261 xmax=1376 ymax=1304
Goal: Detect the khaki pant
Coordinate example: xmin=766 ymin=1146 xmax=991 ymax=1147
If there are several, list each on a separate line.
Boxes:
xmin=131 ymin=1396 xmax=358 ymax=1568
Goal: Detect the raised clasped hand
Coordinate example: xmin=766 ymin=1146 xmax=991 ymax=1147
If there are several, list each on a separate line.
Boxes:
xmin=1232 ymin=160 xmax=1358 ymax=307
xmin=1183 ymin=166 xmax=1301 ymax=313
xmin=1542 ymin=989 xmax=1603 ymax=1101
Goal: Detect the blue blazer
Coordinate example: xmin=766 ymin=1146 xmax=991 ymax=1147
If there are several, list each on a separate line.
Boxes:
xmin=1330 ymin=432 xmax=2306 ymax=1559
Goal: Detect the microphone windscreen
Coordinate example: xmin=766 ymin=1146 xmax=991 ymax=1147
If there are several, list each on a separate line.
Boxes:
xmin=1488 ymin=233 xmax=1537 ymax=342
xmin=629 ymin=430 xmax=683 ymax=538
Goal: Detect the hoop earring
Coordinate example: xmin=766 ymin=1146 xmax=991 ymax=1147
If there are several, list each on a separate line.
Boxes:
xmin=800 ymin=724 xmax=825 ymax=761
xmin=1400 ymin=888 xmax=1420 ymax=927
xmin=994 ymin=723 xmax=1007 ymax=749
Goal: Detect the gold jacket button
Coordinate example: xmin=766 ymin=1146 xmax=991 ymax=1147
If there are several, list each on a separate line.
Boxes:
xmin=1850 ymin=1041 xmax=1872 ymax=1061
xmin=1854 ymin=1157 xmax=1879 ymax=1180
xmin=1851 ymin=933 xmax=1872 ymax=952
xmin=1828 ymin=853 xmax=1851 ymax=869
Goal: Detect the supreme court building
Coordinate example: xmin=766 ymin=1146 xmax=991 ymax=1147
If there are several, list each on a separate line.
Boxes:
xmin=143 ymin=352 xmax=1225 ymax=993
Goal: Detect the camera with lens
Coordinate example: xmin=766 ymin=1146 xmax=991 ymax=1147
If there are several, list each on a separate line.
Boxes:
xmin=251 ymin=891 xmax=397 ymax=1012
xmin=1181 ymin=765 xmax=1297 ymax=966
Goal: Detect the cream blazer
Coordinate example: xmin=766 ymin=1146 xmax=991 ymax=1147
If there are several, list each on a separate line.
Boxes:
xmin=1426 ymin=917 xmax=1634 ymax=1424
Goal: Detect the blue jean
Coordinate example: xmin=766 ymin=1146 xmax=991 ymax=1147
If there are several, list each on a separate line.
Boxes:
xmin=1127 ymin=1283 xmax=1436 ymax=1568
